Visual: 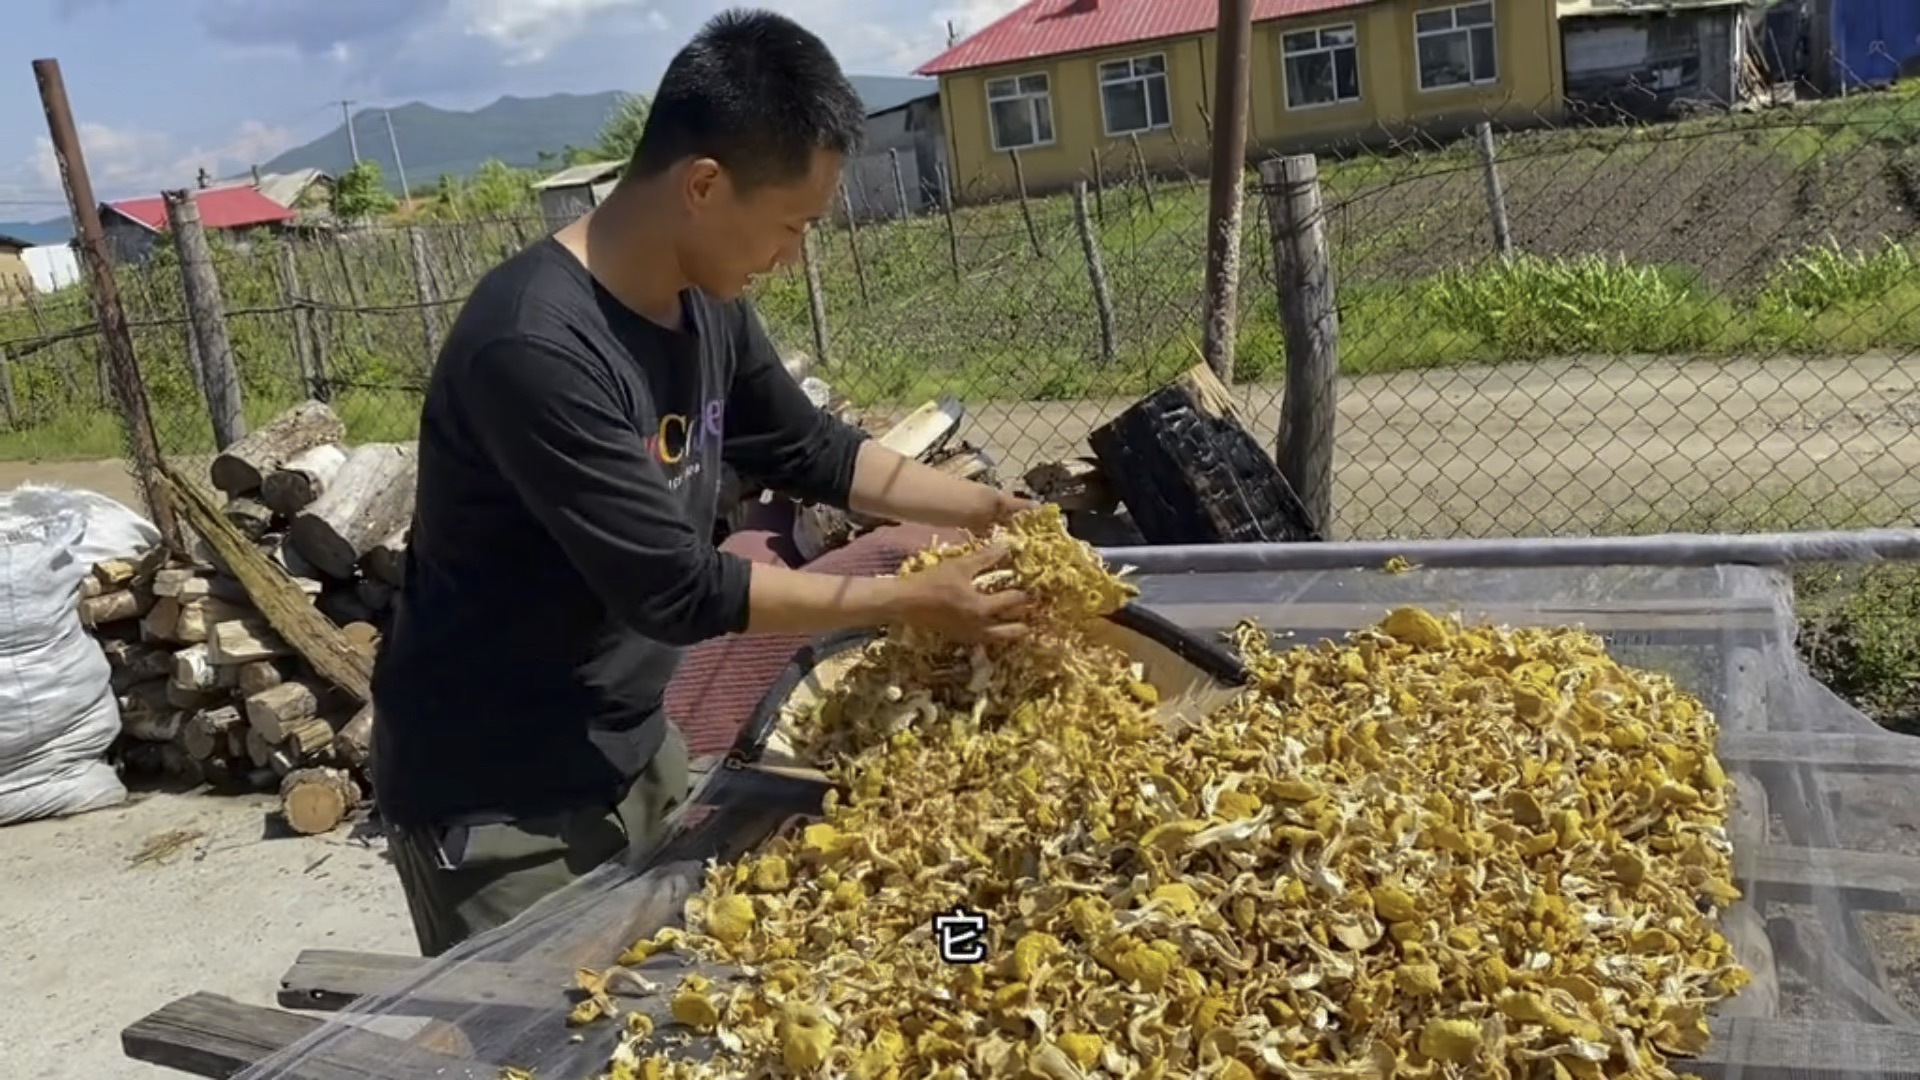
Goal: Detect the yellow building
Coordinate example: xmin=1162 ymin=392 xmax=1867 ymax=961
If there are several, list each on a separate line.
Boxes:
xmin=916 ymin=0 xmax=1566 ymax=199
xmin=0 ymin=234 xmax=31 ymax=304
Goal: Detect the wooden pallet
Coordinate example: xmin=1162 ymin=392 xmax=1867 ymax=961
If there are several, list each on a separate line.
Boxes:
xmin=120 ymin=594 xmax=1920 ymax=1078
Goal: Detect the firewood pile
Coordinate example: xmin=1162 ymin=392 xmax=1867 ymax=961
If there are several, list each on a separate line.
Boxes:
xmin=81 ymin=399 xmax=400 ymax=837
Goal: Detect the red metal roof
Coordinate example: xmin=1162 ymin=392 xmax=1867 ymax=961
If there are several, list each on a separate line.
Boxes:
xmin=918 ymin=0 xmax=1377 ymax=75
xmin=104 ymin=186 xmax=297 ymax=233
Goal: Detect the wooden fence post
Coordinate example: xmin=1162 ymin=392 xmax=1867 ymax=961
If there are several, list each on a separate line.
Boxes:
xmin=888 ymin=149 xmax=911 ymax=220
xmin=163 ymin=189 xmax=247 ymax=449
xmin=1475 ymin=121 xmax=1515 ymax=261
xmin=800 ymin=230 xmax=831 ymax=369
xmin=1089 ymin=148 xmax=1107 ymax=224
xmin=837 ymin=182 xmax=871 ymax=306
xmin=1070 ymin=182 xmax=1117 ymax=367
xmin=0 ymin=345 xmax=16 ymax=429
xmin=407 ymin=227 xmax=442 ymax=363
xmin=1259 ymin=154 xmax=1338 ymax=539
xmin=1008 ymin=150 xmax=1042 ymax=256
xmin=277 ymin=243 xmax=327 ymax=401
xmin=1128 ymin=133 xmax=1156 ymax=213
xmin=937 ymin=164 xmax=961 ymax=282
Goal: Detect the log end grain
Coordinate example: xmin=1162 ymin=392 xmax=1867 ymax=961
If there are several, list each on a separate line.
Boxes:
xmin=209 ymin=400 xmax=347 ymax=496
xmin=279 ymin=767 xmax=361 ymax=835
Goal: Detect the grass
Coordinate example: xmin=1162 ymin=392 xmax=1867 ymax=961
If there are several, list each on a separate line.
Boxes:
xmin=2 ymin=85 xmax=1920 ymax=464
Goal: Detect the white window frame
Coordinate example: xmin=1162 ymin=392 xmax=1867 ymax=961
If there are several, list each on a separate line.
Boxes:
xmin=1097 ymin=53 xmax=1173 ymax=137
xmin=1413 ymin=2 xmax=1499 ymax=92
xmin=1280 ymin=23 xmax=1362 ymax=111
xmin=984 ymin=72 xmax=1056 ymax=152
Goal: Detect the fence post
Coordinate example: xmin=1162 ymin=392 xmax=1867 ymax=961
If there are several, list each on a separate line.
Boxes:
xmin=0 ymin=345 xmax=16 ymax=428
xmin=937 ymin=164 xmax=961 ymax=283
xmin=408 ymin=227 xmax=443 ymax=363
xmin=1474 ymin=121 xmax=1514 ymax=261
xmin=1089 ymin=148 xmax=1107 ymax=224
xmin=837 ymin=182 xmax=871 ymax=306
xmin=1008 ymin=150 xmax=1042 ymax=256
xmin=1070 ymin=182 xmax=1117 ymax=367
xmin=277 ymin=243 xmax=328 ymax=401
xmin=1260 ymin=154 xmax=1338 ymax=538
xmin=800 ymin=230 xmax=831 ymax=369
xmin=1128 ymin=133 xmax=1156 ymax=213
xmin=888 ymin=149 xmax=910 ymax=220
xmin=163 ymin=189 xmax=247 ymax=450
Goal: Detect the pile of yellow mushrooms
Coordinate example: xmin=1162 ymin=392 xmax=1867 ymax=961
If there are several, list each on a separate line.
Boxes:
xmin=585 ymin=506 xmax=1749 ymax=1080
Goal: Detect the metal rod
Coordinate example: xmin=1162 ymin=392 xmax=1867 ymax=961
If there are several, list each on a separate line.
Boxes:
xmin=1099 ymin=530 xmax=1920 ymax=573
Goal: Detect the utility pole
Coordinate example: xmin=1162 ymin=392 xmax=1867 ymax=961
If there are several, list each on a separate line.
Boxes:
xmin=383 ymin=109 xmax=412 ymax=203
xmin=338 ymin=100 xmax=360 ymax=163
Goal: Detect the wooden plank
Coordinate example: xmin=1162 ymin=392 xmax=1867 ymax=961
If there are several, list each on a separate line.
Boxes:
xmin=1719 ymin=730 xmax=1920 ymax=772
xmin=1738 ymin=843 xmax=1920 ymax=909
xmin=279 ymin=950 xmax=556 ymax=1012
xmin=1694 ymin=1016 xmax=1920 ymax=1077
xmin=121 ymin=991 xmax=496 ymax=1079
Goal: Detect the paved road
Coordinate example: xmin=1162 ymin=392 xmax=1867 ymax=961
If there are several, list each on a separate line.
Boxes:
xmin=5 ymin=353 xmax=1916 ymax=538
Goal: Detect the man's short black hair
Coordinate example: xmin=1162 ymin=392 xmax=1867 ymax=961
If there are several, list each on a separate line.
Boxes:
xmin=629 ymin=8 xmax=867 ymax=192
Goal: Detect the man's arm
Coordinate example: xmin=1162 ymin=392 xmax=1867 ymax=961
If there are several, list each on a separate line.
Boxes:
xmin=724 ymin=304 xmax=1032 ymax=532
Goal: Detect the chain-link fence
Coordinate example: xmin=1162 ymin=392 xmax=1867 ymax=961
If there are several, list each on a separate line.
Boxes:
xmin=3 ymin=87 xmax=1920 ymax=548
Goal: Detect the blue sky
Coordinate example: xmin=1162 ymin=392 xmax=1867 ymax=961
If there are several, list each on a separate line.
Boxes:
xmin=0 ymin=0 xmax=1018 ymax=218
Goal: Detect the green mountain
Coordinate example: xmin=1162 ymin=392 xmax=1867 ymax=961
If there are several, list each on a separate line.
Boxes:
xmin=0 ymin=219 xmax=70 ymax=245
xmin=261 ymin=77 xmax=938 ymax=192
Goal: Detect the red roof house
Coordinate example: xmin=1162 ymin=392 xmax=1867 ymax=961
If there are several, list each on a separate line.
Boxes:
xmin=102 ymin=186 xmax=297 ymax=234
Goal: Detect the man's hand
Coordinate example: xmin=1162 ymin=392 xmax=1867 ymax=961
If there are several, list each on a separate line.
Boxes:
xmin=893 ymin=543 xmax=1031 ymax=643
xmin=965 ymin=489 xmax=1040 ymax=534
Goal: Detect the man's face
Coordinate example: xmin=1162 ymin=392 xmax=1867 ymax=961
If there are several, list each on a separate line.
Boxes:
xmin=677 ymin=147 xmax=841 ymax=300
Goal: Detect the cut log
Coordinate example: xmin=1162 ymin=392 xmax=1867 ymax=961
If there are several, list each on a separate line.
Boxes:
xmin=246 ymin=726 xmax=274 ymax=769
xmin=931 ymin=443 xmax=997 ymax=487
xmin=278 ymin=716 xmax=335 ymax=762
xmin=1023 ymin=458 xmax=1117 ymax=513
xmin=92 ymin=558 xmax=141 ymax=588
xmin=794 ymin=397 xmax=965 ymax=562
xmin=210 ymin=618 xmax=293 ymax=665
xmin=165 ymin=683 xmax=222 ymax=711
xmin=222 ymin=497 xmax=276 ymax=542
xmin=288 ymin=443 xmax=418 ymax=580
xmin=152 ymin=566 xmax=211 ymax=599
xmin=101 ymin=640 xmax=174 ymax=692
xmin=80 ymin=575 xmax=104 ymax=599
xmin=122 ymin=708 xmax=183 ymax=743
xmin=1088 ymin=362 xmax=1321 ymax=545
xmin=280 ymin=767 xmax=361 ymax=835
xmin=340 ymin=622 xmax=381 ymax=653
xmin=173 ymin=596 xmax=256 ymax=645
xmin=139 ymin=596 xmax=183 ymax=643
xmin=171 ymin=643 xmax=218 ymax=692
xmin=364 ymin=526 xmax=408 ymax=587
xmin=236 ymin=660 xmax=289 ymax=697
xmin=226 ymin=725 xmax=249 ymax=761
xmin=246 ymin=680 xmax=321 ymax=742
xmin=182 ymin=705 xmax=243 ymax=761
xmin=335 ymin=705 xmax=374 ymax=769
xmin=81 ymin=586 xmax=154 ymax=627
xmin=211 ymin=571 xmax=320 ymax=605
xmin=209 ymin=400 xmax=347 ymax=496
xmin=260 ymin=442 xmax=348 ymax=517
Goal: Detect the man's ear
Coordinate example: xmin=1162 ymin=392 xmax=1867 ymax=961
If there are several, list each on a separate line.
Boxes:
xmin=681 ymin=158 xmax=724 ymax=211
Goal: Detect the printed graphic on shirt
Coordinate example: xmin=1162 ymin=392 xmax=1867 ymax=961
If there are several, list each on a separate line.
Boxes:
xmin=650 ymin=398 xmax=725 ymax=493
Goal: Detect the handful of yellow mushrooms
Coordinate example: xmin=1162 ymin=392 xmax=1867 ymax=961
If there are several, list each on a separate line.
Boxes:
xmin=588 ymin=506 xmax=1748 ymax=1080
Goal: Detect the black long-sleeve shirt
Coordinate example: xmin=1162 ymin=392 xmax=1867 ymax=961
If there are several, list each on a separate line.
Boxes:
xmin=370 ymin=237 xmax=866 ymax=827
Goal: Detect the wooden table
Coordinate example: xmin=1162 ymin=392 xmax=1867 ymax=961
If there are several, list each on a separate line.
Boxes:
xmin=121 ymin=585 xmax=1920 ymax=1078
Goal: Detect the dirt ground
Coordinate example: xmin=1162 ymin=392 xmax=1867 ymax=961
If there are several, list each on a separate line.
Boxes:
xmin=0 ymin=790 xmax=414 ymax=1077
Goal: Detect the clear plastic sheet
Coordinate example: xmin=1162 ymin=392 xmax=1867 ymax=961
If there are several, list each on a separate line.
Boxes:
xmin=237 ymin=535 xmax=1920 ymax=1080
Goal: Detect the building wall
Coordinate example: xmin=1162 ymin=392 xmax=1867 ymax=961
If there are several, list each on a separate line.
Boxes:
xmin=1563 ymin=8 xmax=1741 ymax=118
xmin=938 ymin=0 xmax=1564 ymax=199
xmin=102 ymin=217 xmax=158 ymax=265
xmin=538 ymin=186 xmax=597 ymax=232
xmin=0 ymin=248 xmax=28 ymax=301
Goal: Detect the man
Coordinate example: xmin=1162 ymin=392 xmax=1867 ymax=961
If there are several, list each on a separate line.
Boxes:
xmin=372 ymin=8 xmax=1036 ymax=957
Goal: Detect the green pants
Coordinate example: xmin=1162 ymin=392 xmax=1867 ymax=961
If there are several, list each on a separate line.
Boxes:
xmin=386 ymin=728 xmax=692 ymax=958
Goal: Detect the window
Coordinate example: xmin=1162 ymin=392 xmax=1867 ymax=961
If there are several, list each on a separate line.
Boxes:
xmin=986 ymin=73 xmax=1055 ymax=150
xmin=1282 ymin=25 xmax=1361 ymax=109
xmin=1414 ymin=2 xmax=1497 ymax=91
xmin=1098 ymin=55 xmax=1171 ymax=136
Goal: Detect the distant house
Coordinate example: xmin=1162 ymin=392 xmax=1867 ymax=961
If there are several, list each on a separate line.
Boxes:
xmin=917 ymin=0 xmax=1567 ymax=201
xmin=844 ymin=88 xmax=949 ymax=220
xmin=99 ymin=187 xmax=299 ymax=264
xmin=211 ymin=166 xmax=336 ymax=214
xmin=1558 ymin=0 xmax=1757 ymax=118
xmin=23 ymin=245 xmax=81 ymax=294
xmin=532 ymin=161 xmax=625 ymax=231
xmin=0 ymin=233 xmax=31 ymax=301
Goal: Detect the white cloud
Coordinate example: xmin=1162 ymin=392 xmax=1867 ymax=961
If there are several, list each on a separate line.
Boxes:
xmin=4 ymin=118 xmax=299 ymax=206
xmin=451 ymin=0 xmax=660 ymax=65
